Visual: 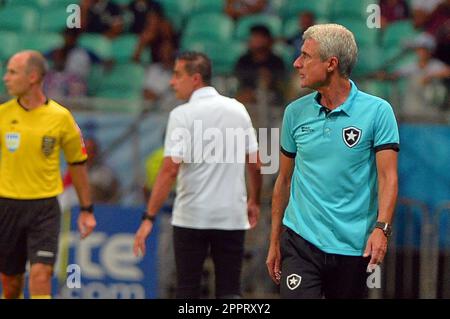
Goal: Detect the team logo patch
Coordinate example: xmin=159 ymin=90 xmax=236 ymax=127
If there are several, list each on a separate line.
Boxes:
xmin=342 ymin=127 xmax=362 ymax=148
xmin=6 ymin=132 xmax=21 ymax=152
xmin=287 ymin=274 xmax=302 ymax=290
xmin=42 ymin=136 xmax=56 ymax=156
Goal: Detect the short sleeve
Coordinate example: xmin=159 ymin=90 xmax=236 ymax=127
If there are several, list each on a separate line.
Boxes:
xmin=280 ymin=107 xmax=296 ymax=157
xmin=373 ymin=101 xmax=400 ymax=152
xmin=164 ymin=111 xmax=188 ymax=160
xmin=61 ymin=112 xmax=88 ymax=164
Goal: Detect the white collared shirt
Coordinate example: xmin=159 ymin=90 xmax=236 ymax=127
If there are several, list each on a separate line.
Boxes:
xmin=164 ymin=86 xmax=258 ymax=230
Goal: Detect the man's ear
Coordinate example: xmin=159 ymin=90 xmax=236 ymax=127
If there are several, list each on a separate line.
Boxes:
xmin=327 ymin=57 xmax=339 ymax=72
xmin=28 ymin=69 xmax=41 ymax=85
xmin=193 ymin=73 xmax=203 ymax=85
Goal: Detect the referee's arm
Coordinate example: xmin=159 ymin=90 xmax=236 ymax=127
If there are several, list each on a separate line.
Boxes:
xmin=267 ymin=152 xmax=294 ymax=284
xmin=68 ymin=162 xmax=96 ymax=239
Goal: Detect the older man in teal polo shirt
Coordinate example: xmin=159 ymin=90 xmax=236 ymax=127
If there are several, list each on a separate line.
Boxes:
xmin=266 ymin=24 xmax=399 ymax=299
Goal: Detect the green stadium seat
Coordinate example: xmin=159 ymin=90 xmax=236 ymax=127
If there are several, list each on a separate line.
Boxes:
xmin=111 ymin=0 xmax=133 ymax=6
xmin=0 ymin=61 xmax=6 ymax=96
xmin=274 ymin=42 xmax=295 ymax=69
xmin=96 ymin=63 xmax=145 ymax=99
xmin=5 ymin=0 xmax=41 ymax=9
xmin=0 ymin=31 xmax=20 ymax=60
xmin=37 ymin=0 xmax=76 ymax=10
xmin=111 ymin=34 xmax=139 ymax=63
xmin=185 ymin=13 xmax=234 ymax=42
xmin=333 ymin=17 xmax=380 ymax=48
xmin=79 ymin=34 xmax=112 ymax=59
xmin=21 ymin=32 xmax=64 ymax=54
xmin=156 ymin=0 xmax=195 ymax=30
xmin=0 ymin=6 xmax=39 ymax=32
xmin=382 ymin=20 xmax=420 ymax=49
xmin=279 ymin=0 xmax=331 ymax=20
xmin=330 ymin=0 xmax=373 ymax=20
xmin=283 ymin=16 xmax=300 ymax=39
xmin=183 ymin=40 xmax=245 ymax=75
xmin=382 ymin=46 xmax=417 ymax=73
xmin=353 ymin=46 xmax=384 ymax=78
xmin=87 ymin=64 xmax=104 ymax=96
xmin=358 ymin=79 xmax=393 ymax=101
xmin=191 ymin=0 xmax=225 ymax=15
xmin=235 ymin=14 xmax=282 ymax=40
xmin=40 ymin=7 xmax=70 ymax=32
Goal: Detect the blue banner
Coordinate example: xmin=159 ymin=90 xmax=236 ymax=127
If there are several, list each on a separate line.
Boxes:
xmin=56 ymin=205 xmax=158 ymax=299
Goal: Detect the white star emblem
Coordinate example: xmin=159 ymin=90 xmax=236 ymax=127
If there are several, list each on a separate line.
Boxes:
xmin=287 ymin=274 xmax=302 ymax=290
xmin=346 ymin=130 xmax=357 ymax=141
xmin=289 ymin=277 xmax=298 ymax=286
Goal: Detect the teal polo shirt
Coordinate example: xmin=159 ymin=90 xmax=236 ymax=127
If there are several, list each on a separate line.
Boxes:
xmin=281 ymin=80 xmax=399 ymax=256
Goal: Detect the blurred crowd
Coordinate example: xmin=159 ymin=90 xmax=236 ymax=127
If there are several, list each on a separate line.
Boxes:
xmin=0 ymin=0 xmax=442 ymax=116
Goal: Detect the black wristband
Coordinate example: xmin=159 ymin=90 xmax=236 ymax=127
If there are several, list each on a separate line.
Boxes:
xmin=142 ymin=212 xmax=156 ymax=222
xmin=80 ymin=204 xmax=94 ymax=213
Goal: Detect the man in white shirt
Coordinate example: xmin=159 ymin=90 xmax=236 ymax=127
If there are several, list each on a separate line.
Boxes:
xmin=134 ymin=52 xmax=262 ymax=298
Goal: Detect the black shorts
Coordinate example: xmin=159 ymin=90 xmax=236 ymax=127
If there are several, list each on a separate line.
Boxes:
xmin=0 ymin=197 xmax=61 ymax=275
xmin=280 ymin=227 xmax=369 ymax=299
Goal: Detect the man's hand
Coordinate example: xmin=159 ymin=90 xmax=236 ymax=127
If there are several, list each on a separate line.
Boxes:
xmin=266 ymin=241 xmax=282 ymax=285
xmin=363 ymin=228 xmax=388 ymax=271
xmin=247 ymin=199 xmax=260 ymax=228
xmin=133 ymin=221 xmax=153 ymax=257
xmin=78 ymin=212 xmax=96 ymax=239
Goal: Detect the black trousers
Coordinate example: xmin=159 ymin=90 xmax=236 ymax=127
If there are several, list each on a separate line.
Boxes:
xmin=173 ymin=226 xmax=245 ymax=299
xmin=280 ymin=227 xmax=370 ymax=299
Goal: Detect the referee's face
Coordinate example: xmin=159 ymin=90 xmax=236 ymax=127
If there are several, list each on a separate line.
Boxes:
xmin=3 ymin=54 xmax=32 ymax=97
xmin=293 ymin=38 xmax=329 ymax=89
xmin=170 ymin=60 xmax=197 ymax=100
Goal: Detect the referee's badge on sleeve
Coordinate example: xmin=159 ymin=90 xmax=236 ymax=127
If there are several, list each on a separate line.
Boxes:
xmin=6 ymin=132 xmax=20 ymax=152
xmin=42 ymin=136 xmax=56 ymax=156
xmin=342 ymin=126 xmax=362 ymax=148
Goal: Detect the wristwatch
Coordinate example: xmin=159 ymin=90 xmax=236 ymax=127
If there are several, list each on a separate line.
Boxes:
xmin=142 ymin=212 xmax=156 ymax=222
xmin=80 ymin=204 xmax=94 ymax=214
xmin=375 ymin=221 xmax=392 ymax=238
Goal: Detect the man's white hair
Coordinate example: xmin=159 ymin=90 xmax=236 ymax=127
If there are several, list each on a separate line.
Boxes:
xmin=303 ymin=24 xmax=358 ymax=78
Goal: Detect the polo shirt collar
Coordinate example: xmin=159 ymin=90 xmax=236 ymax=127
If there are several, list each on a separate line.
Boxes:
xmin=189 ymin=86 xmax=219 ymax=102
xmin=314 ymin=79 xmax=358 ymax=116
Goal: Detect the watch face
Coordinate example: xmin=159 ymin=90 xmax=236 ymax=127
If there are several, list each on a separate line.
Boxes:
xmin=376 ymin=222 xmax=391 ymax=237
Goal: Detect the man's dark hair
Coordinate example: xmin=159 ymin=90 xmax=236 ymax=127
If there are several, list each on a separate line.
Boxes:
xmin=177 ymin=51 xmax=212 ymax=85
xmin=250 ymin=24 xmax=272 ymax=38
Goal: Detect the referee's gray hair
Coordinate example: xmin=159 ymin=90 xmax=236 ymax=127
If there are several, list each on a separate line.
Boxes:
xmin=23 ymin=50 xmax=48 ymax=80
xmin=303 ymin=24 xmax=358 ymax=78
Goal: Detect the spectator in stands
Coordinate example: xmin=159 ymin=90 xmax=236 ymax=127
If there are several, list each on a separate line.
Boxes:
xmin=425 ymin=0 xmax=450 ymax=65
xmin=133 ymin=4 xmax=176 ymax=63
xmin=84 ymin=137 xmax=121 ymax=203
xmin=44 ymin=50 xmax=87 ymax=99
xmin=143 ymin=40 xmax=177 ymax=106
xmin=46 ymin=28 xmax=102 ymax=80
xmin=80 ymin=0 xmax=124 ymax=38
xmin=287 ymin=11 xmax=316 ymax=60
xmin=380 ymin=0 xmax=410 ymax=27
xmin=234 ymin=25 xmax=286 ymax=105
xmin=410 ymin=0 xmax=443 ymax=29
xmin=378 ymin=33 xmax=450 ymax=116
xmin=128 ymin=0 xmax=164 ymax=34
xmin=225 ymin=0 xmax=268 ymax=20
